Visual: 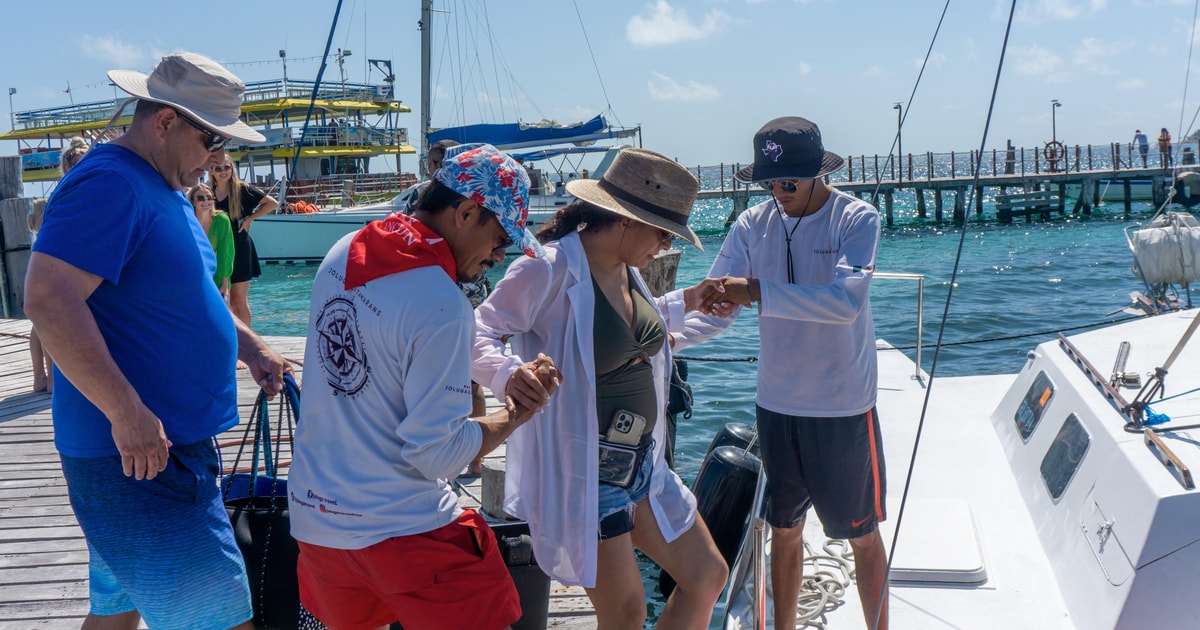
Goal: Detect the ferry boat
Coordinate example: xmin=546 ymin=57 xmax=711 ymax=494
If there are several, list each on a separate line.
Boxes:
xmin=0 ymin=76 xmax=418 ymax=199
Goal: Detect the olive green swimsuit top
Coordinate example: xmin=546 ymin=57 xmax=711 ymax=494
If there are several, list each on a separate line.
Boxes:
xmin=592 ymin=270 xmax=665 ymax=441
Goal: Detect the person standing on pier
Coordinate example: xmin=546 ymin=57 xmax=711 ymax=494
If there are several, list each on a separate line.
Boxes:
xmin=24 ymin=52 xmax=291 ymax=630
xmin=27 ymin=136 xmax=90 ymax=393
xmin=1159 ymin=128 xmax=1173 ymax=168
xmin=288 ymin=143 xmax=558 ymax=630
xmin=684 ymin=116 xmax=889 ymax=630
xmin=1134 ymin=129 xmax=1150 ymax=167
xmin=207 ymin=155 xmax=278 ymax=329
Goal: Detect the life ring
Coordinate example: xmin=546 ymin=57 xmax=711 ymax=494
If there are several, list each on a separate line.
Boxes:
xmin=659 ymin=423 xmax=760 ymax=597
xmin=1043 ymin=140 xmax=1067 ymax=172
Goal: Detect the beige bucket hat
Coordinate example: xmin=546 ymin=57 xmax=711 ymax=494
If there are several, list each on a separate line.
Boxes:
xmin=566 ymin=148 xmax=702 ymax=250
xmin=107 ymin=52 xmax=264 ymax=144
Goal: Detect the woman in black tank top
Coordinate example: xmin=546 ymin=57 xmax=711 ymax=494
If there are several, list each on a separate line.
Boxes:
xmin=477 ymin=148 xmax=729 ymax=629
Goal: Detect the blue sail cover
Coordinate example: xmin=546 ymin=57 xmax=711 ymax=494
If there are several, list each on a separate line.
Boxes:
xmin=429 ymin=115 xmax=611 ymax=150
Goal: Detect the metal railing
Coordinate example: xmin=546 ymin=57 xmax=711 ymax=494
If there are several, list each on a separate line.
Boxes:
xmin=875 ymin=271 xmax=926 ymax=381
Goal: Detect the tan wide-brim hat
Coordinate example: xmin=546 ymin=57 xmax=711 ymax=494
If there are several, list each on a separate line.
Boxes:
xmin=107 ymin=52 xmax=265 ymax=144
xmin=566 ymin=148 xmax=702 ymax=250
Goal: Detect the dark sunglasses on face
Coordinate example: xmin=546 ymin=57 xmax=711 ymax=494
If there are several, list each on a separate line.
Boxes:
xmin=175 ymin=110 xmax=230 ymax=152
xmin=764 ymin=180 xmax=800 ymax=194
xmin=491 ymin=213 xmax=515 ymax=250
xmin=210 ymin=164 xmax=232 ymax=173
xmin=656 ymin=228 xmax=673 ymax=245
xmin=193 ymin=195 xmax=215 ymax=202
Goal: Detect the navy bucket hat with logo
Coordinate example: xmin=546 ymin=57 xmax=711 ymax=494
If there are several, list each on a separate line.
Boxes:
xmin=734 ymin=116 xmax=845 ymax=183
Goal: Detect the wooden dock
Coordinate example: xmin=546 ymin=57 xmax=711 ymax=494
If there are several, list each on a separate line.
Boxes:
xmin=690 ymin=141 xmax=1190 ymax=227
xmin=0 ymin=319 xmax=596 ymax=629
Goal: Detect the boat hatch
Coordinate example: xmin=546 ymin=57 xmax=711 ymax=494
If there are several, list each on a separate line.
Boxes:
xmin=883 ymin=498 xmax=987 ymax=584
xmin=1081 ymin=491 xmax=1134 ymax=587
xmin=1040 ymin=413 xmax=1091 ymax=503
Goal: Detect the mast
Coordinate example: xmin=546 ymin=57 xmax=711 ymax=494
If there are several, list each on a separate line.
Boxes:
xmin=420 ymin=0 xmax=432 ymax=177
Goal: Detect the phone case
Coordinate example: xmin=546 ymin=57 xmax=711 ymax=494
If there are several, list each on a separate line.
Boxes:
xmin=606 ymin=410 xmax=646 ymax=446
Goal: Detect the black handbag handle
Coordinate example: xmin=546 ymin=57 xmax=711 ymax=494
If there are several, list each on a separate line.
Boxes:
xmin=223 ymin=376 xmax=302 ymax=498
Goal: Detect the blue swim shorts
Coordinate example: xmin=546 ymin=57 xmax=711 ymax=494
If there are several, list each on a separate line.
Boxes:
xmin=61 ymin=439 xmax=253 ymax=628
xmin=597 ymin=441 xmax=655 ymax=540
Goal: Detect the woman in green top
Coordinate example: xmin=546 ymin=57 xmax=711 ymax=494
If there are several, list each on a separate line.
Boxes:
xmin=188 ymin=184 xmax=234 ymax=298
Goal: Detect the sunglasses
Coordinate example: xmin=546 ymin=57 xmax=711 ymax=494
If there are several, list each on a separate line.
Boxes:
xmin=490 ymin=212 xmax=515 ymax=250
xmin=210 ymin=164 xmax=232 ymax=173
xmin=175 ymin=110 xmax=230 ymax=152
xmin=763 ymin=180 xmax=800 ymax=194
xmin=656 ymin=228 xmax=673 ymax=246
xmin=193 ymin=194 xmax=215 ymax=202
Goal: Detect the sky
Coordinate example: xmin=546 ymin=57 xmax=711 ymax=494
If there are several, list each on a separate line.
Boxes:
xmin=3 ymin=0 xmax=1200 ymax=172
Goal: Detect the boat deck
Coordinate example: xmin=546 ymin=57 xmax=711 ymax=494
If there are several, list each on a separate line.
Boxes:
xmin=0 ymin=319 xmax=595 ymax=629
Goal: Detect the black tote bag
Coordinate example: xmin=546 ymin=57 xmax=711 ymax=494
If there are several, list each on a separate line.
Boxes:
xmin=223 ymin=375 xmax=303 ymax=630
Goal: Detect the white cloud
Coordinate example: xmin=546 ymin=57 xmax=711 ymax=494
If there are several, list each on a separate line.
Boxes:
xmin=1014 ymin=0 xmax=1106 ymax=23
xmin=914 ymin=51 xmax=947 ymax=70
xmin=1118 ymin=78 xmax=1147 ymax=90
xmin=799 ymin=62 xmax=812 ymax=76
xmin=1071 ymin=37 xmax=1119 ymax=75
xmin=1011 ymin=44 xmax=1065 ymax=80
xmin=79 ymin=34 xmax=146 ymax=68
xmin=647 ymin=72 xmax=720 ymax=101
xmin=627 ymin=1 xmax=730 ymax=46
xmin=862 ymin=65 xmax=887 ymax=79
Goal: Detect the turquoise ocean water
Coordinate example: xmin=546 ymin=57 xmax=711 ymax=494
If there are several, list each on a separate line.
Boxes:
xmin=247 ymin=189 xmax=1193 ymax=622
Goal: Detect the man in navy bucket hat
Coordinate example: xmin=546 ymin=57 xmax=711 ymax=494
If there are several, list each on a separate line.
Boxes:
xmin=686 ymin=116 xmax=890 ymax=630
xmin=289 ymin=143 xmax=560 ymax=629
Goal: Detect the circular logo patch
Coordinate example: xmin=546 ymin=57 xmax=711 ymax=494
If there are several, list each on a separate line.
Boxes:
xmin=315 ymin=297 xmax=369 ymax=395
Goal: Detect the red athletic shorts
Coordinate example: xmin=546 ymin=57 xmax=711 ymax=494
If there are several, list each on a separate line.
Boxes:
xmin=297 ymin=509 xmax=521 ymax=630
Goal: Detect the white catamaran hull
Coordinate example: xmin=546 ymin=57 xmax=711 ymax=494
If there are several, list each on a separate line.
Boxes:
xmin=722 ymin=309 xmax=1200 ymax=629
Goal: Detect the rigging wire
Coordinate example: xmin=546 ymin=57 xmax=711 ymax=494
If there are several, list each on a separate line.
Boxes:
xmin=481 ymin=1 xmax=507 ymax=121
xmin=1156 ymin=0 xmax=1200 ymax=216
xmin=571 ymin=0 xmax=622 ymax=128
xmin=872 ymin=0 xmax=952 ymax=202
xmin=284 ymin=0 xmax=345 ymax=201
xmin=1177 ymin=0 xmax=1200 ymax=146
xmin=874 ymin=2 xmax=1019 ymax=628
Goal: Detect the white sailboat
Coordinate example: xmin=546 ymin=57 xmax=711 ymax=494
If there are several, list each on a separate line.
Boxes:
xmin=250 ymin=0 xmax=639 ymax=263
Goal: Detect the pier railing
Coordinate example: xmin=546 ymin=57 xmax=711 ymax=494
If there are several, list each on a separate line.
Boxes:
xmin=688 ymin=141 xmax=1197 ymax=192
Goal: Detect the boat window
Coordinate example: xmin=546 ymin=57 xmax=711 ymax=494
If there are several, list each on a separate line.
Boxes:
xmin=1014 ymin=371 xmax=1055 ymax=441
xmin=1040 ymin=414 xmax=1090 ymax=501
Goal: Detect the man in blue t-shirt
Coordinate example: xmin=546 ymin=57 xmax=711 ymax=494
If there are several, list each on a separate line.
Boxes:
xmin=25 ymin=53 xmax=291 ymax=630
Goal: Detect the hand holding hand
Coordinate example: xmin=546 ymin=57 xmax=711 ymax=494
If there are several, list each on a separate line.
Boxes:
xmin=684 ymin=278 xmax=726 ymax=313
xmin=504 ymin=354 xmax=561 ymax=419
xmin=711 ymin=276 xmax=757 ymax=308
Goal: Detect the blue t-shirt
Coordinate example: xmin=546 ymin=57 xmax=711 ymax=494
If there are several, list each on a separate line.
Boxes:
xmin=35 ymin=144 xmax=239 ymax=457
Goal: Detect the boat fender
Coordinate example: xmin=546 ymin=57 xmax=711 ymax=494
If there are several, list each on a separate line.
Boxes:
xmin=706 ymin=422 xmax=760 ymax=457
xmin=659 ymin=445 xmax=760 ymax=597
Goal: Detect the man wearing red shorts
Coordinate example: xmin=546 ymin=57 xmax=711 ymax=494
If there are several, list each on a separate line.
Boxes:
xmin=289 ymin=143 xmax=557 ymax=630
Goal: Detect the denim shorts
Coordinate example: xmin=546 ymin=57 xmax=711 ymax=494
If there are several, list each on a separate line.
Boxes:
xmin=61 ymin=440 xmax=253 ymax=628
xmin=598 ymin=441 xmax=655 ymax=540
